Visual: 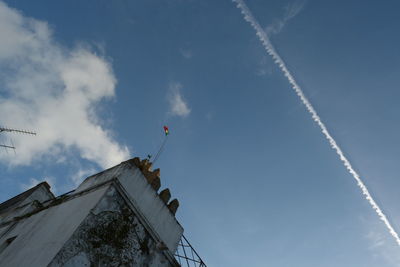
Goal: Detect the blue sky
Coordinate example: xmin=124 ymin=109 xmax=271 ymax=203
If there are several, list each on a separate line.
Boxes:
xmin=0 ymin=0 xmax=400 ymax=266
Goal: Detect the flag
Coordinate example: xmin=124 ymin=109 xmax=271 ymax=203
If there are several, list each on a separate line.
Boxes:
xmin=163 ymin=126 xmax=169 ymax=136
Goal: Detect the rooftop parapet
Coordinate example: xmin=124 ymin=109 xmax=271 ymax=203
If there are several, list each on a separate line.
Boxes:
xmin=128 ymin=157 xmax=180 ymax=215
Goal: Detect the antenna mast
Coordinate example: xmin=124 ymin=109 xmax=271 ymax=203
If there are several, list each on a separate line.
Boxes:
xmin=0 ymin=127 xmax=36 ymax=135
xmin=0 ymin=126 xmax=36 ymax=150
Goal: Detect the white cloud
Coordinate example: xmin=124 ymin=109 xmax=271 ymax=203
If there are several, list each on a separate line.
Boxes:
xmin=266 ymin=0 xmax=306 ymax=35
xmin=168 ymin=82 xmax=191 ymax=117
xmin=0 ymin=1 xmax=130 ymax=169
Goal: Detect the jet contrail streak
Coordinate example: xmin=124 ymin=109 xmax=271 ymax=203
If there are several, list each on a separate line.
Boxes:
xmin=232 ymin=0 xmax=400 ymax=246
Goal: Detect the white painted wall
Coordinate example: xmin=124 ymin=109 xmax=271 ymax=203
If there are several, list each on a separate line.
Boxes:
xmin=0 ymin=185 xmax=109 ymax=267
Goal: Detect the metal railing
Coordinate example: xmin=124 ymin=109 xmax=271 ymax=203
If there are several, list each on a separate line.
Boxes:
xmin=175 ymin=235 xmax=206 ymax=267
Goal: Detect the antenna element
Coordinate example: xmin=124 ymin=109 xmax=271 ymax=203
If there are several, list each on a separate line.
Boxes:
xmin=0 ymin=126 xmax=36 ymax=152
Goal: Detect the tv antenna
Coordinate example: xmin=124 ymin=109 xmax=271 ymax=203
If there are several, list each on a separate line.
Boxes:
xmin=0 ymin=126 xmax=36 ymax=151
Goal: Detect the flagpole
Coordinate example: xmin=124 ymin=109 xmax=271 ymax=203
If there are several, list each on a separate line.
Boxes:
xmin=151 ymin=126 xmax=170 ymax=164
xmin=152 ymin=135 xmax=168 ymax=164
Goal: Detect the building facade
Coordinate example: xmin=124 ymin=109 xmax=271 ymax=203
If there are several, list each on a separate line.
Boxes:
xmin=0 ymin=158 xmax=197 ymax=266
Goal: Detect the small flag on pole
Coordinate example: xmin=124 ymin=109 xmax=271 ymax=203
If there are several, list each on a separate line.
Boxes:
xmin=163 ymin=126 xmax=169 ymax=136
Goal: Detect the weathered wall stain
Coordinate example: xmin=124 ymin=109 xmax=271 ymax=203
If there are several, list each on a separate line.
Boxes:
xmin=49 ymin=187 xmax=171 ymax=267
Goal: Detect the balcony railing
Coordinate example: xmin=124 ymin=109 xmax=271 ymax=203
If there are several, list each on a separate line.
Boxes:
xmin=174 ymin=235 xmax=206 ymax=267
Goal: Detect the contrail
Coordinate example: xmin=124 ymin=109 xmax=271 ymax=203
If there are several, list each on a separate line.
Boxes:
xmin=232 ymin=0 xmax=400 ymax=246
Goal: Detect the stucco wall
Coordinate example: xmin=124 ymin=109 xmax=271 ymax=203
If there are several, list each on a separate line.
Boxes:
xmin=76 ymin=161 xmax=184 ymax=254
xmin=0 ymin=186 xmax=109 ymax=267
xmin=49 ymin=186 xmax=175 ymax=267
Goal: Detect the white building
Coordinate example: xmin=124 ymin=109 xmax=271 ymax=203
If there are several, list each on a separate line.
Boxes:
xmin=0 ymin=158 xmax=205 ymax=266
